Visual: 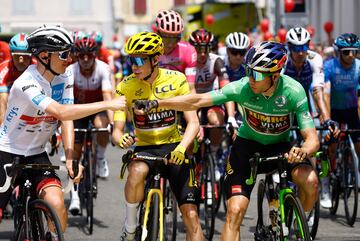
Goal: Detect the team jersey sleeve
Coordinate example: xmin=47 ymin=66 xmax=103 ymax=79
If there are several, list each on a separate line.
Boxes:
xmin=323 ymin=60 xmax=332 ymax=84
xmin=309 ymin=52 xmax=325 ymax=88
xmin=99 ymin=62 xmax=113 ymax=91
xmin=214 ymin=57 xmax=230 ymax=88
xmin=113 ymin=80 xmax=126 ymax=122
xmin=61 ymin=69 xmax=74 ymax=104
xmin=184 ymin=45 xmax=197 ymax=84
xmin=294 ymin=87 xmax=315 ymax=130
xmin=210 ymin=79 xmax=245 ymax=105
xmin=20 ymin=82 xmax=54 ymax=111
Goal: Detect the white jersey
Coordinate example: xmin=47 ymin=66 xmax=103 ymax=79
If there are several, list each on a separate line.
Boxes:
xmin=0 ymin=65 xmax=74 ymax=156
xmin=195 ymin=53 xmax=220 ymax=93
xmin=70 ymin=59 xmax=112 ymax=103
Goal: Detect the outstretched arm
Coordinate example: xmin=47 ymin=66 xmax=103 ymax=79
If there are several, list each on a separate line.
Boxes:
xmin=157 ymin=92 xmax=214 ymax=111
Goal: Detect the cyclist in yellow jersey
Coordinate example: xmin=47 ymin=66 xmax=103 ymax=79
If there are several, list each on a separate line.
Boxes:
xmin=112 ymin=32 xmax=204 ymax=241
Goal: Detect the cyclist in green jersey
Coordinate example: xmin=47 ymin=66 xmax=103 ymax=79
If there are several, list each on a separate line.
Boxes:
xmin=134 ymin=41 xmax=320 ymax=241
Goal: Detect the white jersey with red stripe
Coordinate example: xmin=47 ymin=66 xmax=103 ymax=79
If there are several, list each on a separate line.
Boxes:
xmin=195 ymin=53 xmax=229 ymax=93
xmin=71 ymin=59 xmax=112 ymax=103
xmin=0 ymin=64 xmax=74 ymax=156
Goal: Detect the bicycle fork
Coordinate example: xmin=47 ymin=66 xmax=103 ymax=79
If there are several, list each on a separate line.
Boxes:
xmin=141 ymin=186 xmax=164 ymax=241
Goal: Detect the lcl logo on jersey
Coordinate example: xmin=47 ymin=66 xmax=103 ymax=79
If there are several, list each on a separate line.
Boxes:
xmin=155 ymin=85 xmax=175 ymax=93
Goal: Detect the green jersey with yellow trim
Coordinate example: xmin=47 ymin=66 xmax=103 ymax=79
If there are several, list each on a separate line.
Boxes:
xmin=210 ymin=74 xmax=314 ymax=145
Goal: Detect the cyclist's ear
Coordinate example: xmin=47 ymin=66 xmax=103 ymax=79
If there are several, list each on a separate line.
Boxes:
xmin=151 ymin=55 xmax=160 ymax=66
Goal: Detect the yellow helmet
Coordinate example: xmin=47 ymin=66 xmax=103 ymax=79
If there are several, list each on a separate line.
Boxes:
xmin=125 ymin=32 xmax=164 ymax=55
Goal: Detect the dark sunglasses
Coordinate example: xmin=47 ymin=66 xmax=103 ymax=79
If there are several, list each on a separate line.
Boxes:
xmin=289 ymin=44 xmax=309 ymax=53
xmin=57 ymin=50 xmax=71 ymax=61
xmin=77 ymin=52 xmax=96 ymax=60
xmin=245 ymin=66 xmax=272 ymax=81
xmin=228 ymin=48 xmax=247 ymax=56
xmin=341 ymin=49 xmax=358 ymax=56
xmin=195 ymin=45 xmax=210 ymax=53
xmin=128 ymin=56 xmax=148 ymax=67
xmin=160 ymin=34 xmax=181 ymax=41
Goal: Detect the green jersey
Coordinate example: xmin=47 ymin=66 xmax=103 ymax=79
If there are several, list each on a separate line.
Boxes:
xmin=210 ymin=74 xmax=314 ymax=145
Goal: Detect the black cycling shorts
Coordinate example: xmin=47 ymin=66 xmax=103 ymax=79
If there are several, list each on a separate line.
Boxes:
xmin=0 ymin=151 xmax=60 ymax=209
xmin=331 ymin=108 xmax=360 ymax=142
xmin=133 ymin=143 xmax=200 ymax=206
xmin=74 ymin=112 xmax=107 ymax=144
xmin=224 ymin=137 xmax=313 ymax=200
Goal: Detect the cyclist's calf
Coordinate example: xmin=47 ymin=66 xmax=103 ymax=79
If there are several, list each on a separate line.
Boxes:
xmin=125 ymin=161 xmax=149 ymax=202
xmin=179 ymin=203 xmax=204 ymax=240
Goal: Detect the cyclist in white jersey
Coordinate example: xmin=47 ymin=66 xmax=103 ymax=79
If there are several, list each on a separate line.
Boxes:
xmin=68 ymin=36 xmax=114 ymax=214
xmin=0 ymin=25 xmax=126 ymax=229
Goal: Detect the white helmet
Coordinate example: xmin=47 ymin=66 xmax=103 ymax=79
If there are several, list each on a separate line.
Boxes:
xmin=225 ymin=32 xmax=250 ymax=49
xmin=27 ymin=25 xmax=73 ymax=55
xmin=286 ymin=27 xmax=310 ymax=45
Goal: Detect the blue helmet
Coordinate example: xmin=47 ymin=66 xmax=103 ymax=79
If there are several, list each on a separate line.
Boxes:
xmin=9 ymin=33 xmax=29 ymax=53
xmin=333 ymin=33 xmax=360 ymax=50
xmin=91 ymin=31 xmax=103 ymax=44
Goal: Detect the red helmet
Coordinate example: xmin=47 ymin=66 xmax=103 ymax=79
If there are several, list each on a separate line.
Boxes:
xmin=189 ymin=29 xmax=214 ymax=47
xmin=74 ymin=37 xmax=97 ymax=53
xmin=155 ymin=10 xmax=184 ymax=35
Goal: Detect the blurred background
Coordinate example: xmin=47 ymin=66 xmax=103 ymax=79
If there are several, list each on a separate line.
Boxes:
xmin=0 ymin=0 xmax=359 ymax=52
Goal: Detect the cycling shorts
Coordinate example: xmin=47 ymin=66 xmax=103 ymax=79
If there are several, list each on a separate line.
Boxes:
xmin=331 ymin=108 xmax=360 ymax=142
xmin=74 ymin=112 xmax=107 ymax=144
xmin=133 ymin=143 xmax=200 ymax=206
xmin=224 ymin=137 xmax=312 ymax=200
xmin=0 ymin=151 xmax=61 ymax=209
xmin=198 ymin=106 xmax=225 ymax=125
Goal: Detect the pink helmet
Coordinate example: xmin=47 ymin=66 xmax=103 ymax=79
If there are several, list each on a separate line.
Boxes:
xmin=155 ymin=10 xmax=184 ymax=35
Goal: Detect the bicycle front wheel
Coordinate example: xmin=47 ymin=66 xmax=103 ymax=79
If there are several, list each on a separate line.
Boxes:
xmin=343 ymin=147 xmax=358 ymax=226
xmin=308 ymin=198 xmax=320 ymax=240
xmin=15 ymin=199 xmax=64 ymax=241
xmin=85 ymin=147 xmax=95 ymax=234
xmin=282 ymin=193 xmax=311 ymax=241
xmin=164 ymin=179 xmax=177 ymax=241
xmin=145 ymin=194 xmax=160 ymax=241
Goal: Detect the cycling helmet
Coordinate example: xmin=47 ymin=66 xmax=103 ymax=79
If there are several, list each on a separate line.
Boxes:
xmin=125 ymin=31 xmax=164 ymax=55
xmin=155 ymin=10 xmax=184 ymax=35
xmin=225 ymin=32 xmax=250 ymax=49
xmin=286 ymin=27 xmax=311 ymax=45
xmin=189 ymin=29 xmax=214 ymax=47
xmin=245 ymin=41 xmax=287 ymax=73
xmin=72 ymin=31 xmax=85 ymax=42
xmin=9 ymin=33 xmax=29 ymax=53
xmin=74 ymin=37 xmax=97 ymax=53
xmin=27 ymin=25 xmax=73 ymax=55
xmin=333 ymin=33 xmax=360 ymax=50
xmin=90 ymin=31 xmax=103 ymax=44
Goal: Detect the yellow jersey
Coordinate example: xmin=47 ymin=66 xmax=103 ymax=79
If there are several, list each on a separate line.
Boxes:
xmin=114 ymin=68 xmax=190 ymax=146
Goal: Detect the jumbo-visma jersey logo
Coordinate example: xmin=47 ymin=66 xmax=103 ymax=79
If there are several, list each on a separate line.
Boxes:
xmin=245 ymin=108 xmax=290 ymax=134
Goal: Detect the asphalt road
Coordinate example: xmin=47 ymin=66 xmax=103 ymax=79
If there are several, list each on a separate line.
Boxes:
xmin=1 ymin=145 xmax=360 ymax=241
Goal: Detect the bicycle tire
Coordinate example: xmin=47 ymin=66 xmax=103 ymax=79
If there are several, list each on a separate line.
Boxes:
xmin=309 ymin=199 xmax=320 ymax=240
xmin=201 ymin=152 xmax=216 ymax=241
xmin=164 ymin=179 xmax=177 ymax=241
xmin=221 ymin=175 xmax=228 ymax=213
xmin=329 ymin=173 xmax=340 ymax=215
xmin=282 ymin=192 xmax=311 ymax=241
xmin=343 ymin=147 xmax=358 ymax=226
xmin=14 ymin=199 xmax=64 ymax=241
xmin=85 ymin=147 xmax=94 ymax=234
xmin=146 ymin=194 xmax=160 ymax=241
xmin=255 ymin=179 xmax=275 ymax=241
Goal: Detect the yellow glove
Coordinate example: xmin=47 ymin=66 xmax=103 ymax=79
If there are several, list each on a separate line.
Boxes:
xmin=118 ymin=133 xmax=135 ymax=149
xmin=170 ymin=145 xmax=186 ymax=165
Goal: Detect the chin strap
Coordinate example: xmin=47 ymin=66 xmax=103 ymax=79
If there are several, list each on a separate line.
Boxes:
xmin=36 ymin=53 xmax=62 ymax=76
xmin=143 ymin=57 xmax=158 ymax=81
xmin=262 ymin=76 xmax=274 ymax=93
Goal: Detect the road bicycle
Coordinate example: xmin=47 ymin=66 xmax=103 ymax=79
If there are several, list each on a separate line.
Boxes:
xmin=0 ymin=157 xmax=73 ymax=241
xmin=120 ymin=150 xmax=189 ymax=241
xmin=328 ymin=126 xmax=359 ymax=226
xmin=73 ymin=122 xmax=111 ymax=234
xmin=248 ymin=153 xmax=311 ymax=241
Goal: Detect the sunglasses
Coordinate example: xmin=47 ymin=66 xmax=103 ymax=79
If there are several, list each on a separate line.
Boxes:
xmin=77 ymin=52 xmax=96 ymax=60
xmin=289 ymin=44 xmax=309 ymax=53
xmin=195 ymin=45 xmax=210 ymax=54
xmin=56 ymin=50 xmax=71 ymax=61
xmin=128 ymin=56 xmax=148 ymax=67
xmin=245 ymin=66 xmax=272 ymax=81
xmin=341 ymin=49 xmax=358 ymax=56
xmin=160 ymin=34 xmax=181 ymax=42
xmin=228 ymin=48 xmax=247 ymax=56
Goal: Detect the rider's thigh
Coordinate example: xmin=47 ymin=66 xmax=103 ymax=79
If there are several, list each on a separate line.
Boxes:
xmin=40 ymin=186 xmax=65 ymax=209
xmin=93 ymin=112 xmax=109 ymax=128
xmin=291 ymin=164 xmax=318 ymax=188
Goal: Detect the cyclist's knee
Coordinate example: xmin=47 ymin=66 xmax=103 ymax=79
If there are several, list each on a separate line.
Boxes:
xmin=180 ymin=205 xmax=201 ymax=232
xmin=226 ymin=198 xmax=247 ymax=227
xmin=128 ymin=162 xmax=148 ymax=180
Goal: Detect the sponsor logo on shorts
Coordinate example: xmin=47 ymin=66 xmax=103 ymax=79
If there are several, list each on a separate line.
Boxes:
xmin=231 ymin=185 xmax=242 ymax=194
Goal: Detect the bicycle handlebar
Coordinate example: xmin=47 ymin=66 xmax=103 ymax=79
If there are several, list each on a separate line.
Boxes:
xmin=0 ymin=161 xmax=73 ymax=194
